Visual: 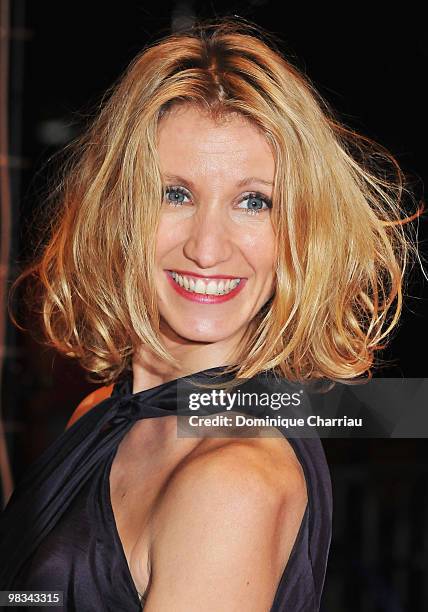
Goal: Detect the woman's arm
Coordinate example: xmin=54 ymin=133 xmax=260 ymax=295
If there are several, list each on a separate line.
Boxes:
xmin=65 ymin=385 xmax=114 ymax=429
xmin=143 ymin=441 xmax=307 ymax=611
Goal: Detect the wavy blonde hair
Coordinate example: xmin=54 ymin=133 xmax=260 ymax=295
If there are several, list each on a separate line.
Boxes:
xmin=9 ymin=17 xmax=425 ymax=390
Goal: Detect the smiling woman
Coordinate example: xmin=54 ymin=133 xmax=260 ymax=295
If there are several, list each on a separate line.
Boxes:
xmin=152 ymin=105 xmax=276 ymax=344
xmin=1 ymin=15 xmax=423 ymax=612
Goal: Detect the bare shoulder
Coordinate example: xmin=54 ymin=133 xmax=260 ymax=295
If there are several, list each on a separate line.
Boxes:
xmin=153 ymin=436 xmax=307 ymax=523
xmin=186 ymin=436 xmax=307 ymax=500
xmin=143 ymin=438 xmax=308 ymax=611
xmin=66 ymin=385 xmax=114 ymax=429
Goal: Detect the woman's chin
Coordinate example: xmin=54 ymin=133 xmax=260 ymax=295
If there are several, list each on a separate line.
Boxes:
xmin=160 ymin=319 xmax=241 ymax=345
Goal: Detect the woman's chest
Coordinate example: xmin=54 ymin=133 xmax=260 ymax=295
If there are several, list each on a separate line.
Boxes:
xmin=108 ymin=459 xmax=159 ymax=600
xmin=108 ymin=419 xmax=207 ymax=599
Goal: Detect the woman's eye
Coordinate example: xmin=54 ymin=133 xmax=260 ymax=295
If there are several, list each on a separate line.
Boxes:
xmin=164 ymin=186 xmax=272 ymax=216
xmin=164 ymin=186 xmax=191 ymax=206
xmin=237 ymin=193 xmax=272 ymax=216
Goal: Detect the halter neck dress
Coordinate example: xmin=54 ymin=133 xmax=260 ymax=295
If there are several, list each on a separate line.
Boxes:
xmin=0 ymin=366 xmax=333 ymax=611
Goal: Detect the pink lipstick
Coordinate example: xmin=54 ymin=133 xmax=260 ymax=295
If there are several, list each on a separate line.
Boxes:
xmin=165 ymin=270 xmax=247 ymax=304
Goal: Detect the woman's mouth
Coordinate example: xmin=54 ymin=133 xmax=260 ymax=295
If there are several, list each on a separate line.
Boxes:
xmin=165 ymin=270 xmax=247 ymax=303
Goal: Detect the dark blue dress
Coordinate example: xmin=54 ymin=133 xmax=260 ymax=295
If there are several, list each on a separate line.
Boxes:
xmin=0 ymin=367 xmax=333 ymax=610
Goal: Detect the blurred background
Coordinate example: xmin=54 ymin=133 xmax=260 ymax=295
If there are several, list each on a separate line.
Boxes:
xmin=1 ymin=1 xmax=427 ymax=610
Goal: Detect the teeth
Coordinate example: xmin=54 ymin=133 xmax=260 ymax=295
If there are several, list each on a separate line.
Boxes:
xmin=170 ymin=272 xmax=241 ymax=296
xmin=206 ymin=280 xmax=218 ymax=295
xmin=194 ymin=279 xmax=206 ymax=294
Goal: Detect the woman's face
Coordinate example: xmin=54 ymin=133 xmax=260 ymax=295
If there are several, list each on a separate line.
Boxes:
xmin=155 ymin=104 xmax=276 ymax=346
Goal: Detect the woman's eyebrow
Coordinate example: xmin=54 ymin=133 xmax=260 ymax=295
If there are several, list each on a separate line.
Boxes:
xmin=162 ymin=174 xmax=273 ymax=188
xmin=236 ymin=176 xmax=274 ymax=187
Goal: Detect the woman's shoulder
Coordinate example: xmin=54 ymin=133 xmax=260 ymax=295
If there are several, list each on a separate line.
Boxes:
xmin=149 ymin=435 xmax=308 ymax=548
xmin=192 ymin=435 xmax=307 ymax=494
xmin=66 ymin=385 xmax=114 ymax=429
xmin=145 ymin=436 xmax=308 ymax=606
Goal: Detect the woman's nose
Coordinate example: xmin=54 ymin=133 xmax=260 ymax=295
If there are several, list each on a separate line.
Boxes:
xmin=182 ymin=205 xmax=234 ymax=269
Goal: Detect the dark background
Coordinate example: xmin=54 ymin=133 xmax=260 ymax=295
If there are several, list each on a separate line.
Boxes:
xmin=2 ymin=2 xmax=428 ymax=611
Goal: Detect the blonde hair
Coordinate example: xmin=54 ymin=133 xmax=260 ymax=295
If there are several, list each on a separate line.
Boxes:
xmin=9 ymin=17 xmax=425 ymax=391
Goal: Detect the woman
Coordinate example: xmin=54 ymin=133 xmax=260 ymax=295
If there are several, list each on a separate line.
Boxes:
xmin=0 ymin=18 xmax=422 ymax=611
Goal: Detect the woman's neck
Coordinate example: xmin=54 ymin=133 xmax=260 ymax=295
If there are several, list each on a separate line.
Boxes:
xmin=131 ymin=325 xmax=245 ymax=394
